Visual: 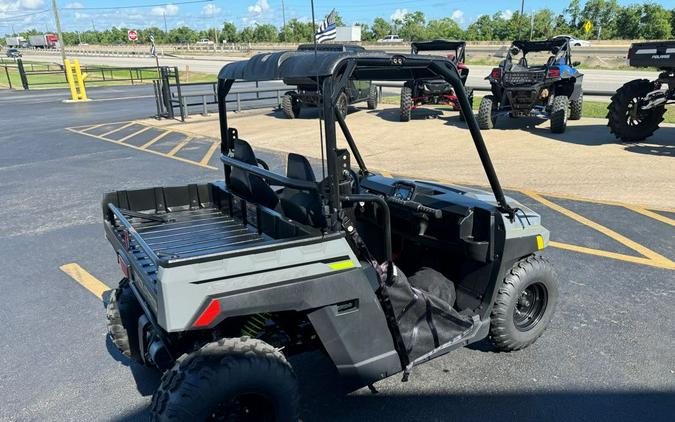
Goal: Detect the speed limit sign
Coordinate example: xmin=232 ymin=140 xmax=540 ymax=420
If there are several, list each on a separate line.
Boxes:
xmin=128 ymin=30 xmax=138 ymax=41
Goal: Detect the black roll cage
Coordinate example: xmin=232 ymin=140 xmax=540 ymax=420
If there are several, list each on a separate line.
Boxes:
xmin=217 ymin=54 xmax=514 ymax=263
xmin=506 ymin=39 xmax=573 ymax=66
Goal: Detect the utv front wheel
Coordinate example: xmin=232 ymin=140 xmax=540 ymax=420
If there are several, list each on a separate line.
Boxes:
xmin=336 ymin=91 xmax=349 ymax=119
xmin=607 ymin=79 xmax=665 ymax=142
xmin=400 ymin=86 xmax=412 ymax=122
xmin=478 ymin=95 xmax=497 ymax=129
xmin=151 ymin=337 xmax=299 ymax=422
xmin=106 ymin=278 xmax=144 ymax=362
xmin=569 ymin=92 xmax=583 ymax=120
xmin=281 ymin=92 xmax=301 ymax=119
xmin=367 ymin=84 xmax=379 ymax=109
xmin=550 ymin=95 xmax=569 ymax=133
xmin=490 ymin=255 xmax=559 ymax=352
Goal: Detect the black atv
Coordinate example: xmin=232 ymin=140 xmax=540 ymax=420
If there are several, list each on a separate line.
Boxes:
xmin=479 ymin=39 xmax=584 ymax=133
xmin=607 ymin=41 xmax=675 ymax=142
xmin=400 ymin=40 xmax=472 ymax=122
xmin=281 ymin=43 xmax=378 ymax=119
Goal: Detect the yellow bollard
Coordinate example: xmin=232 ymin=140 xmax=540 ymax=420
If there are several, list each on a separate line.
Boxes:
xmin=63 ymin=59 xmax=79 ymax=101
xmin=73 ymin=59 xmax=88 ymax=101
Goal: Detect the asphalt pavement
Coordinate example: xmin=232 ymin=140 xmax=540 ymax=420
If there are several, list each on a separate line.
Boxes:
xmin=0 ymin=86 xmax=673 ymax=421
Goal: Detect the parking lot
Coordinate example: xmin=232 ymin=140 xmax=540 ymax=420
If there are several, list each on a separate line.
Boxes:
xmin=1 ymin=87 xmax=673 ymax=421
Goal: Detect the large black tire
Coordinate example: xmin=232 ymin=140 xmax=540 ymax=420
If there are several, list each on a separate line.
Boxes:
xmin=490 ymin=255 xmax=559 ymax=352
xmin=550 ymin=95 xmax=569 ymax=133
xmin=478 ymin=95 xmax=497 ymax=129
xmin=458 ymin=87 xmax=474 ymax=122
xmin=336 ymin=91 xmax=349 ymax=119
xmin=151 ymin=337 xmax=298 ymax=422
xmin=367 ymin=84 xmax=379 ymax=109
xmin=400 ymin=86 xmax=412 ymax=122
xmin=106 ymin=278 xmax=144 ymax=362
xmin=569 ymin=92 xmax=583 ymax=120
xmin=607 ymin=79 xmax=665 ymax=142
xmin=281 ymin=92 xmax=301 ymax=119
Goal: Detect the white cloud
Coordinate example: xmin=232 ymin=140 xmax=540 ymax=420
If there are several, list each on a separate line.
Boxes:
xmin=18 ymin=0 xmax=44 ymax=9
xmin=65 ymin=2 xmax=83 ymax=8
xmin=451 ymin=9 xmax=464 ymax=24
xmin=390 ymin=8 xmax=408 ymax=22
xmin=500 ymin=9 xmax=513 ymax=20
xmin=150 ymin=4 xmax=178 ymax=17
xmin=202 ymin=4 xmax=221 ymax=15
xmin=247 ymin=0 xmax=269 ymax=15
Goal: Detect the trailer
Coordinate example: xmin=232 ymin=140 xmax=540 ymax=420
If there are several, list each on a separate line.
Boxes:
xmin=29 ymin=34 xmax=59 ymax=49
xmin=4 ymin=37 xmax=26 ymax=48
xmin=334 ymin=26 xmax=362 ymax=42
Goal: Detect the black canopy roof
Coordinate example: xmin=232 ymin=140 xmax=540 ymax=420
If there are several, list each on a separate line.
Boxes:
xmin=218 ymin=50 xmax=460 ymax=82
xmin=512 ymin=38 xmax=568 ymax=54
xmin=411 ymin=39 xmax=466 ymax=53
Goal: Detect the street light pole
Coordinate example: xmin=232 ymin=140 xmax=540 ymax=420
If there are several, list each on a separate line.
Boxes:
xmin=51 ymin=0 xmax=67 ymax=64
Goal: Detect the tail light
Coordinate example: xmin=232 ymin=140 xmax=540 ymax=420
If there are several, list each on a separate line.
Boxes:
xmin=547 ymin=68 xmax=560 ymax=78
xmin=193 ymin=299 xmax=221 ymax=328
xmin=490 ymin=68 xmax=501 ymax=80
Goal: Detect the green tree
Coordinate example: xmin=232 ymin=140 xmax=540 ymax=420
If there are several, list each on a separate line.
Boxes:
xmin=465 ymin=15 xmax=494 ymax=41
xmin=355 ymin=23 xmax=374 ymax=41
xmin=580 ymin=0 xmax=620 ymax=39
xmin=532 ymin=9 xmax=555 ymax=39
xmin=168 ymin=26 xmax=198 ymax=43
xmin=398 ymin=11 xmax=426 ymax=41
xmin=616 ymin=5 xmax=642 ymax=39
xmin=238 ymin=27 xmax=255 ymax=43
xmin=221 ymin=22 xmax=238 ymax=43
xmin=671 ymin=9 xmax=675 ymax=37
xmin=371 ymin=17 xmax=392 ymax=40
xmin=640 ymin=3 xmax=671 ymax=40
xmin=253 ymin=24 xmax=277 ymax=42
xmin=425 ymin=17 xmax=463 ymax=39
xmin=279 ymin=18 xmax=313 ymax=42
xmin=565 ymin=0 xmax=582 ymax=27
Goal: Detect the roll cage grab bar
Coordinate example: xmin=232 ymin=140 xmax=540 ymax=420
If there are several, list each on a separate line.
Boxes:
xmin=216 ymin=56 xmax=514 ymax=262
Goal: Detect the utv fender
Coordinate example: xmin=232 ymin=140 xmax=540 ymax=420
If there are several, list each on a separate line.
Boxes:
xmin=570 ymin=75 xmax=584 ymax=101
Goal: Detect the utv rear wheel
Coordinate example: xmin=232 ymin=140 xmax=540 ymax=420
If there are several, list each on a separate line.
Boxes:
xmin=550 ymin=95 xmax=569 ymax=133
xmin=458 ymin=88 xmax=474 ymax=122
xmin=150 ymin=337 xmax=298 ymax=422
xmin=106 ymin=278 xmax=144 ymax=362
xmin=490 ymin=255 xmax=559 ymax=352
xmin=281 ymin=92 xmax=301 ymax=119
xmin=367 ymin=84 xmax=379 ymax=109
xmin=569 ymin=93 xmax=583 ymax=120
xmin=336 ymin=91 xmax=349 ymax=119
xmin=400 ymin=86 xmax=412 ymax=122
xmin=478 ymin=95 xmax=497 ymax=129
xmin=607 ymin=79 xmax=665 ymax=142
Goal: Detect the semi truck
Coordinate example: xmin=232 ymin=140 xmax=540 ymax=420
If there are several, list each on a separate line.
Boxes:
xmin=28 ymin=34 xmax=59 ymax=49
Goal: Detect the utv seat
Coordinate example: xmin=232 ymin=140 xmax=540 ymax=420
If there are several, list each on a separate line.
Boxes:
xmin=279 ymin=153 xmax=325 ymax=228
xmin=228 ymin=138 xmax=279 ymax=210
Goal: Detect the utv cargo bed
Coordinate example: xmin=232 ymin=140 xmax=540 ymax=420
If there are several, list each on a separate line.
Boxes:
xmin=629 ymin=41 xmax=675 ymax=69
xmin=102 ymin=182 xmax=318 ymax=308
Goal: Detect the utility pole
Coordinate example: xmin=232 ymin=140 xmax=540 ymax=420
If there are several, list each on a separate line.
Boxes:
xmin=517 ymin=0 xmax=525 ymax=39
xmin=91 ymin=19 xmax=96 ymax=31
xmin=530 ymin=10 xmax=535 ymax=40
xmin=163 ymin=12 xmax=168 ymax=34
xmin=51 ymin=0 xmax=67 ymax=64
xmin=11 ymin=24 xmax=16 ymax=36
xmin=281 ymin=0 xmax=287 ymax=28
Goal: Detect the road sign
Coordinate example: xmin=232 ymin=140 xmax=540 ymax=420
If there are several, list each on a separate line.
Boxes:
xmin=127 ymin=30 xmax=138 ymax=41
xmin=583 ymin=21 xmax=593 ymax=34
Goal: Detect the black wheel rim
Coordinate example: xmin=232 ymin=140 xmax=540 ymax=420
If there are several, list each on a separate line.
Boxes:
xmin=338 ymin=95 xmax=348 ymax=117
xmin=625 ymin=96 xmax=648 ymax=127
xmin=210 ymin=393 xmax=275 ymax=422
xmin=513 ymin=282 xmax=548 ymax=331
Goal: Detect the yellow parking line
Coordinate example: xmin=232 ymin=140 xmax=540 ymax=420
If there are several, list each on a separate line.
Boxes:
xmin=116 ymin=126 xmax=151 ymax=144
xmin=140 ymin=130 xmax=171 ymax=149
xmin=624 ymin=205 xmax=675 ymax=228
xmin=65 ymin=128 xmax=217 ymax=170
xmin=59 ymin=263 xmax=110 ymax=300
xmin=99 ymin=122 xmax=137 ymax=138
xmin=167 ymin=137 xmax=192 ymax=157
xmin=549 ymin=241 xmax=675 ymax=270
xmin=524 ymin=191 xmax=675 ymax=268
xmin=200 ymin=141 xmax=221 ymax=166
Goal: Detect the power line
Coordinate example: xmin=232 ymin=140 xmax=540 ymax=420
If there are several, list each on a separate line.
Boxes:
xmin=0 ymin=9 xmax=51 ymax=21
xmin=62 ymin=0 xmax=214 ymax=11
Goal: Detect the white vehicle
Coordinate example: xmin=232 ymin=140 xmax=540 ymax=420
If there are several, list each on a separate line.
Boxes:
xmin=195 ymin=38 xmax=215 ymax=45
xmin=551 ymin=35 xmax=591 ymax=47
xmin=378 ymin=34 xmax=403 ymax=43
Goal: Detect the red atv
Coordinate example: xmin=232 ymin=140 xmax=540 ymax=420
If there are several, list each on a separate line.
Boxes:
xmin=400 ymin=40 xmax=472 ymax=121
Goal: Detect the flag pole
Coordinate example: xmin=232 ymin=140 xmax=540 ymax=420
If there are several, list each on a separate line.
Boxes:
xmin=309 ymin=0 xmax=326 ymax=181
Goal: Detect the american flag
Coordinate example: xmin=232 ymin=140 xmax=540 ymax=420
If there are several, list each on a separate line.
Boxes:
xmin=150 ymin=34 xmax=157 ymax=57
xmin=315 ymin=9 xmax=337 ymax=43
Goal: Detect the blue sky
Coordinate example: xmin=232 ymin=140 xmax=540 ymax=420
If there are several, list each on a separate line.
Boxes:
xmin=1 ymin=0 xmax=673 ymax=34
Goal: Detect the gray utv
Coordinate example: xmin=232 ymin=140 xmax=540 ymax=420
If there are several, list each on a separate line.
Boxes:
xmin=103 ymin=50 xmax=560 ymax=421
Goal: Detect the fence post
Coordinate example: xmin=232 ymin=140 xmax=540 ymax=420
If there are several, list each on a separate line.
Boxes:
xmin=3 ymin=66 xmax=12 ymax=89
xmin=236 ymin=92 xmax=241 ymax=112
xmin=16 ymin=59 xmax=29 ymax=90
xmin=202 ymin=95 xmax=208 ymax=116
